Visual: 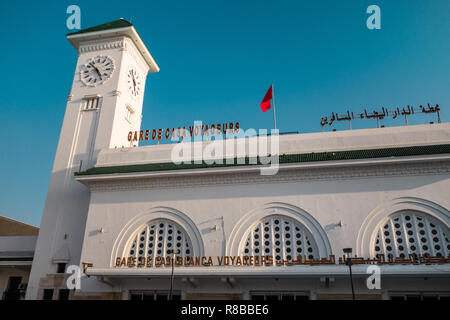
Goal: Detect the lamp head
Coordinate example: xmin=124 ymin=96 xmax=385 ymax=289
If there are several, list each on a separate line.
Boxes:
xmin=343 ymin=248 xmax=352 ymax=255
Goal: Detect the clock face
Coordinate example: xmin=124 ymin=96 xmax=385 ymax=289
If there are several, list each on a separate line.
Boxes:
xmin=80 ymin=56 xmax=114 ymax=86
xmin=127 ymin=67 xmax=142 ymax=97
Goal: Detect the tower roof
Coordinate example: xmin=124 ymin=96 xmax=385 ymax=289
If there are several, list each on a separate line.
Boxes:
xmin=67 ymin=18 xmax=133 ymax=36
xmin=66 ymin=18 xmax=159 ymax=73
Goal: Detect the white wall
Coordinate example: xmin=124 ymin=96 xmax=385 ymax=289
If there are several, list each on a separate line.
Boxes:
xmin=75 ymin=163 xmax=450 ymax=295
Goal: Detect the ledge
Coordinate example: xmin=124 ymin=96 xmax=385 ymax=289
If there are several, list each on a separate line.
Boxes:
xmin=86 ymin=264 xmax=450 ymax=278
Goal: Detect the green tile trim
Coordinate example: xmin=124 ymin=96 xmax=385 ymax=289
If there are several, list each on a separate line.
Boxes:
xmin=75 ymin=144 xmax=450 ymax=176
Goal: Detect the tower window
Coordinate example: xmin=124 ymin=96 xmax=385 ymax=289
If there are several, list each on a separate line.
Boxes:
xmin=57 ymin=263 xmax=67 ymax=273
xmin=83 ymin=95 xmax=100 ymax=110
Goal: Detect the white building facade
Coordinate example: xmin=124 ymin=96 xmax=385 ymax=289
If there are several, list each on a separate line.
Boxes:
xmin=26 ymin=19 xmax=450 ymax=300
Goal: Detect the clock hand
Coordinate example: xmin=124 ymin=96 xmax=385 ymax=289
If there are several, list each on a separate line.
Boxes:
xmin=90 ymin=63 xmax=102 ymax=80
xmin=132 ymin=73 xmax=137 ymax=91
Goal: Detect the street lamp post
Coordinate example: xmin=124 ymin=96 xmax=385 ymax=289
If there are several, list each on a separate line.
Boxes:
xmin=343 ymin=248 xmax=356 ymax=300
xmin=169 ymin=249 xmax=180 ymax=300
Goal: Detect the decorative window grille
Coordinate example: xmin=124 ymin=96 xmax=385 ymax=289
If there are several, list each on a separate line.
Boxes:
xmin=241 ymin=215 xmax=319 ymax=263
xmin=374 ymin=211 xmax=450 ymax=258
xmin=127 ymin=219 xmax=192 ymax=267
xmin=84 ymin=96 xmax=100 ymax=110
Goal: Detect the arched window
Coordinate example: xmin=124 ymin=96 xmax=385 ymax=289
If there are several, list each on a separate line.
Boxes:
xmin=374 ymin=211 xmax=450 ymax=258
xmin=127 ymin=219 xmax=192 ymax=266
xmin=241 ymin=215 xmax=319 ymax=263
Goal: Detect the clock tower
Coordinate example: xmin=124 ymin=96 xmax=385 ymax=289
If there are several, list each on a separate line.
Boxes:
xmin=26 ymin=19 xmax=159 ymax=299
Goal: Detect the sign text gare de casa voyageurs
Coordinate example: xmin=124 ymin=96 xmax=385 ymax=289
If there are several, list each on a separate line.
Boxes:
xmin=128 ymin=121 xmax=241 ymax=142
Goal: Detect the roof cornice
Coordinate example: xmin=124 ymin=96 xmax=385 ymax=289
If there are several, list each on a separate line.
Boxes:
xmin=67 ymin=24 xmax=159 ymax=73
xmin=75 ymin=150 xmax=450 ymax=187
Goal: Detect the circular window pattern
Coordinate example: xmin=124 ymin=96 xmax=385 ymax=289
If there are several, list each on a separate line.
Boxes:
xmin=373 ymin=211 xmax=450 ymax=258
xmin=241 ymin=215 xmax=319 ymax=265
xmin=128 ymin=219 xmax=192 ymax=267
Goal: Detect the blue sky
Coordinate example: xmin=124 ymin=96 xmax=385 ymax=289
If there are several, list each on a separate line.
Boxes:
xmin=0 ymin=0 xmax=449 ymax=226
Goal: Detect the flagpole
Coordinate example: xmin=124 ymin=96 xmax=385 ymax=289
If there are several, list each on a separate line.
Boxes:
xmin=272 ymin=83 xmax=277 ymax=130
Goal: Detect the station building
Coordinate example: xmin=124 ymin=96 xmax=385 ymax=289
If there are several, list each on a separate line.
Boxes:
xmin=26 ymin=19 xmax=450 ymax=300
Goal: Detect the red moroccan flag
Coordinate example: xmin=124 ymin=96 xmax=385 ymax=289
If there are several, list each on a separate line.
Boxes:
xmin=260 ymin=85 xmax=273 ymax=112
